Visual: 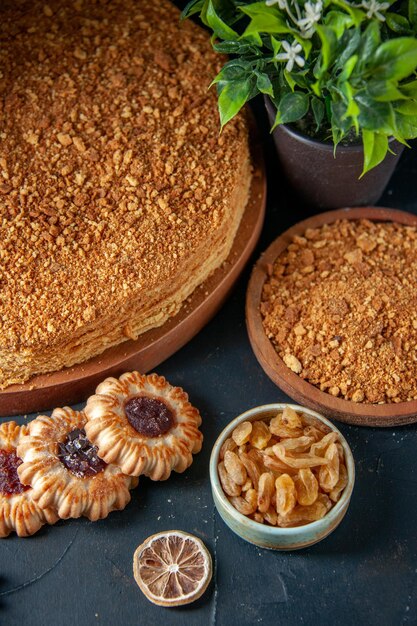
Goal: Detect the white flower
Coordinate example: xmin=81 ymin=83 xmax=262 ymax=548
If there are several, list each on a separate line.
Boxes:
xmin=266 ymin=0 xmax=288 ymax=9
xmin=361 ymin=0 xmax=390 ymax=21
xmin=297 ymin=1 xmax=322 ymax=37
xmin=275 ymin=39 xmax=305 ymax=72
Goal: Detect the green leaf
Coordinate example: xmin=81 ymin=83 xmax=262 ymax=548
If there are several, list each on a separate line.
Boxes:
xmin=330 ymin=0 xmax=366 ymax=27
xmin=273 ymin=92 xmax=309 ymax=126
xmin=342 ymin=83 xmax=360 ymax=121
xmin=211 ymin=59 xmax=252 ymax=84
xmin=356 ymin=93 xmax=396 ymax=133
xmin=181 ymin=0 xmax=206 ymax=20
xmin=270 ymin=35 xmax=281 ymax=57
xmin=367 ymin=80 xmax=407 ymax=101
xmin=315 ymin=25 xmax=338 ymax=75
xmin=217 ymin=78 xmax=253 ymax=127
xmin=240 ymin=31 xmax=263 ymax=47
xmin=361 ymin=130 xmax=388 ymax=176
xmin=339 ymin=55 xmax=358 ymax=81
xmin=369 ymin=38 xmax=417 ymax=81
xmin=401 ymin=80 xmax=417 ymax=98
xmin=288 ymin=72 xmax=310 ymax=89
xmin=241 ymin=3 xmax=293 ymax=37
xmin=240 ymin=1 xmax=280 ymax=20
xmin=395 ymin=100 xmax=417 ymax=115
xmin=312 ymin=79 xmax=322 ymax=96
xmin=356 ymin=22 xmax=381 ymax=69
xmin=395 ymin=112 xmax=417 ymax=137
xmin=311 ymin=97 xmax=325 ymax=130
xmin=330 ymin=100 xmax=354 ymax=143
xmin=206 ymin=0 xmax=239 ymax=40
xmin=213 ymin=41 xmax=259 ymax=55
xmin=283 ymin=69 xmax=297 ymax=92
xmin=325 ymin=11 xmax=353 ymax=38
xmin=409 ymin=0 xmax=417 ymax=27
xmin=255 ymin=71 xmax=274 ymax=96
xmin=336 ymin=29 xmax=361 ymax=70
xmin=386 ymin=13 xmax=411 ymax=35
xmin=331 ymin=81 xmax=360 ymax=130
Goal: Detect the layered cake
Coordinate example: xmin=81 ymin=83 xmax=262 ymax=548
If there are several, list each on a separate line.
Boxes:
xmin=0 ymin=0 xmax=252 ymax=388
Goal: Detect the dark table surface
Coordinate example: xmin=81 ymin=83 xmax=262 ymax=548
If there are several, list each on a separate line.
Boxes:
xmin=2 ymin=89 xmax=417 ymax=626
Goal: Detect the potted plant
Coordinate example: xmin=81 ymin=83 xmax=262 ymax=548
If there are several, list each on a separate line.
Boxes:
xmin=182 ymin=0 xmax=417 ymax=208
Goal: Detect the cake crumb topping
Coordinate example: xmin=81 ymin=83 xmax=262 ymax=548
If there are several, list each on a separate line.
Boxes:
xmin=0 ymin=0 xmax=248 ymax=355
xmin=261 ymin=219 xmax=417 ymax=404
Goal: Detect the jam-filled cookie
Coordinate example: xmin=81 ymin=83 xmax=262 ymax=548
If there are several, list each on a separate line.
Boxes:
xmin=0 ymin=421 xmax=58 ymax=537
xmin=17 ymin=408 xmax=138 ymax=521
xmin=84 ymin=372 xmax=203 ymax=481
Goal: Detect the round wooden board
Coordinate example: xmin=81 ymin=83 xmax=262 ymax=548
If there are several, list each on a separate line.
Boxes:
xmin=0 ymin=140 xmax=266 ymax=418
xmin=246 ymin=206 xmax=417 ymax=427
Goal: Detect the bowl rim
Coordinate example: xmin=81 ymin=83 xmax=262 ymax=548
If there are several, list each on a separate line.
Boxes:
xmin=245 ymin=206 xmax=417 ymax=427
xmin=209 ymin=403 xmax=355 ymax=536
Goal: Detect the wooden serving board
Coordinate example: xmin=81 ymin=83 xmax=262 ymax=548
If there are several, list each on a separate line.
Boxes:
xmin=246 ymin=207 xmax=417 ymax=427
xmin=0 ymin=141 xmax=266 ymax=417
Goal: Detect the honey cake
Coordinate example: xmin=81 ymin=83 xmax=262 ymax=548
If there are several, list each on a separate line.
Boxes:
xmin=0 ymin=0 xmax=252 ymax=388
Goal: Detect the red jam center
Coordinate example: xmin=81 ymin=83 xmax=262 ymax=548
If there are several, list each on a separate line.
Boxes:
xmin=57 ymin=428 xmax=106 ymax=478
xmin=0 ymin=449 xmax=29 ymax=496
xmin=124 ymin=396 xmax=174 ymax=437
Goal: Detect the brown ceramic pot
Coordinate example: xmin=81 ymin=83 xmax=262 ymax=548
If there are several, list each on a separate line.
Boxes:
xmin=265 ymin=97 xmax=404 ymax=209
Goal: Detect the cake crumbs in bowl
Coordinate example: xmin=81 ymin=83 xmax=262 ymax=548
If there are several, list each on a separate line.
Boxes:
xmin=261 ymin=218 xmax=417 ymax=405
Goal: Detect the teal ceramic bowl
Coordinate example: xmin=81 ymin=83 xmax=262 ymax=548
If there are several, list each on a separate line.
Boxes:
xmin=210 ymin=403 xmax=355 ymax=550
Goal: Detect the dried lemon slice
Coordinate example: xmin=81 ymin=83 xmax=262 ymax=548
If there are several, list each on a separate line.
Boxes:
xmin=133 ymin=530 xmax=212 ymax=607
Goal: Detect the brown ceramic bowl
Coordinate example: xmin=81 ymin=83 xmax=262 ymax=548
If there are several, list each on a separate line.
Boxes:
xmin=246 ymin=207 xmax=417 ymax=427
